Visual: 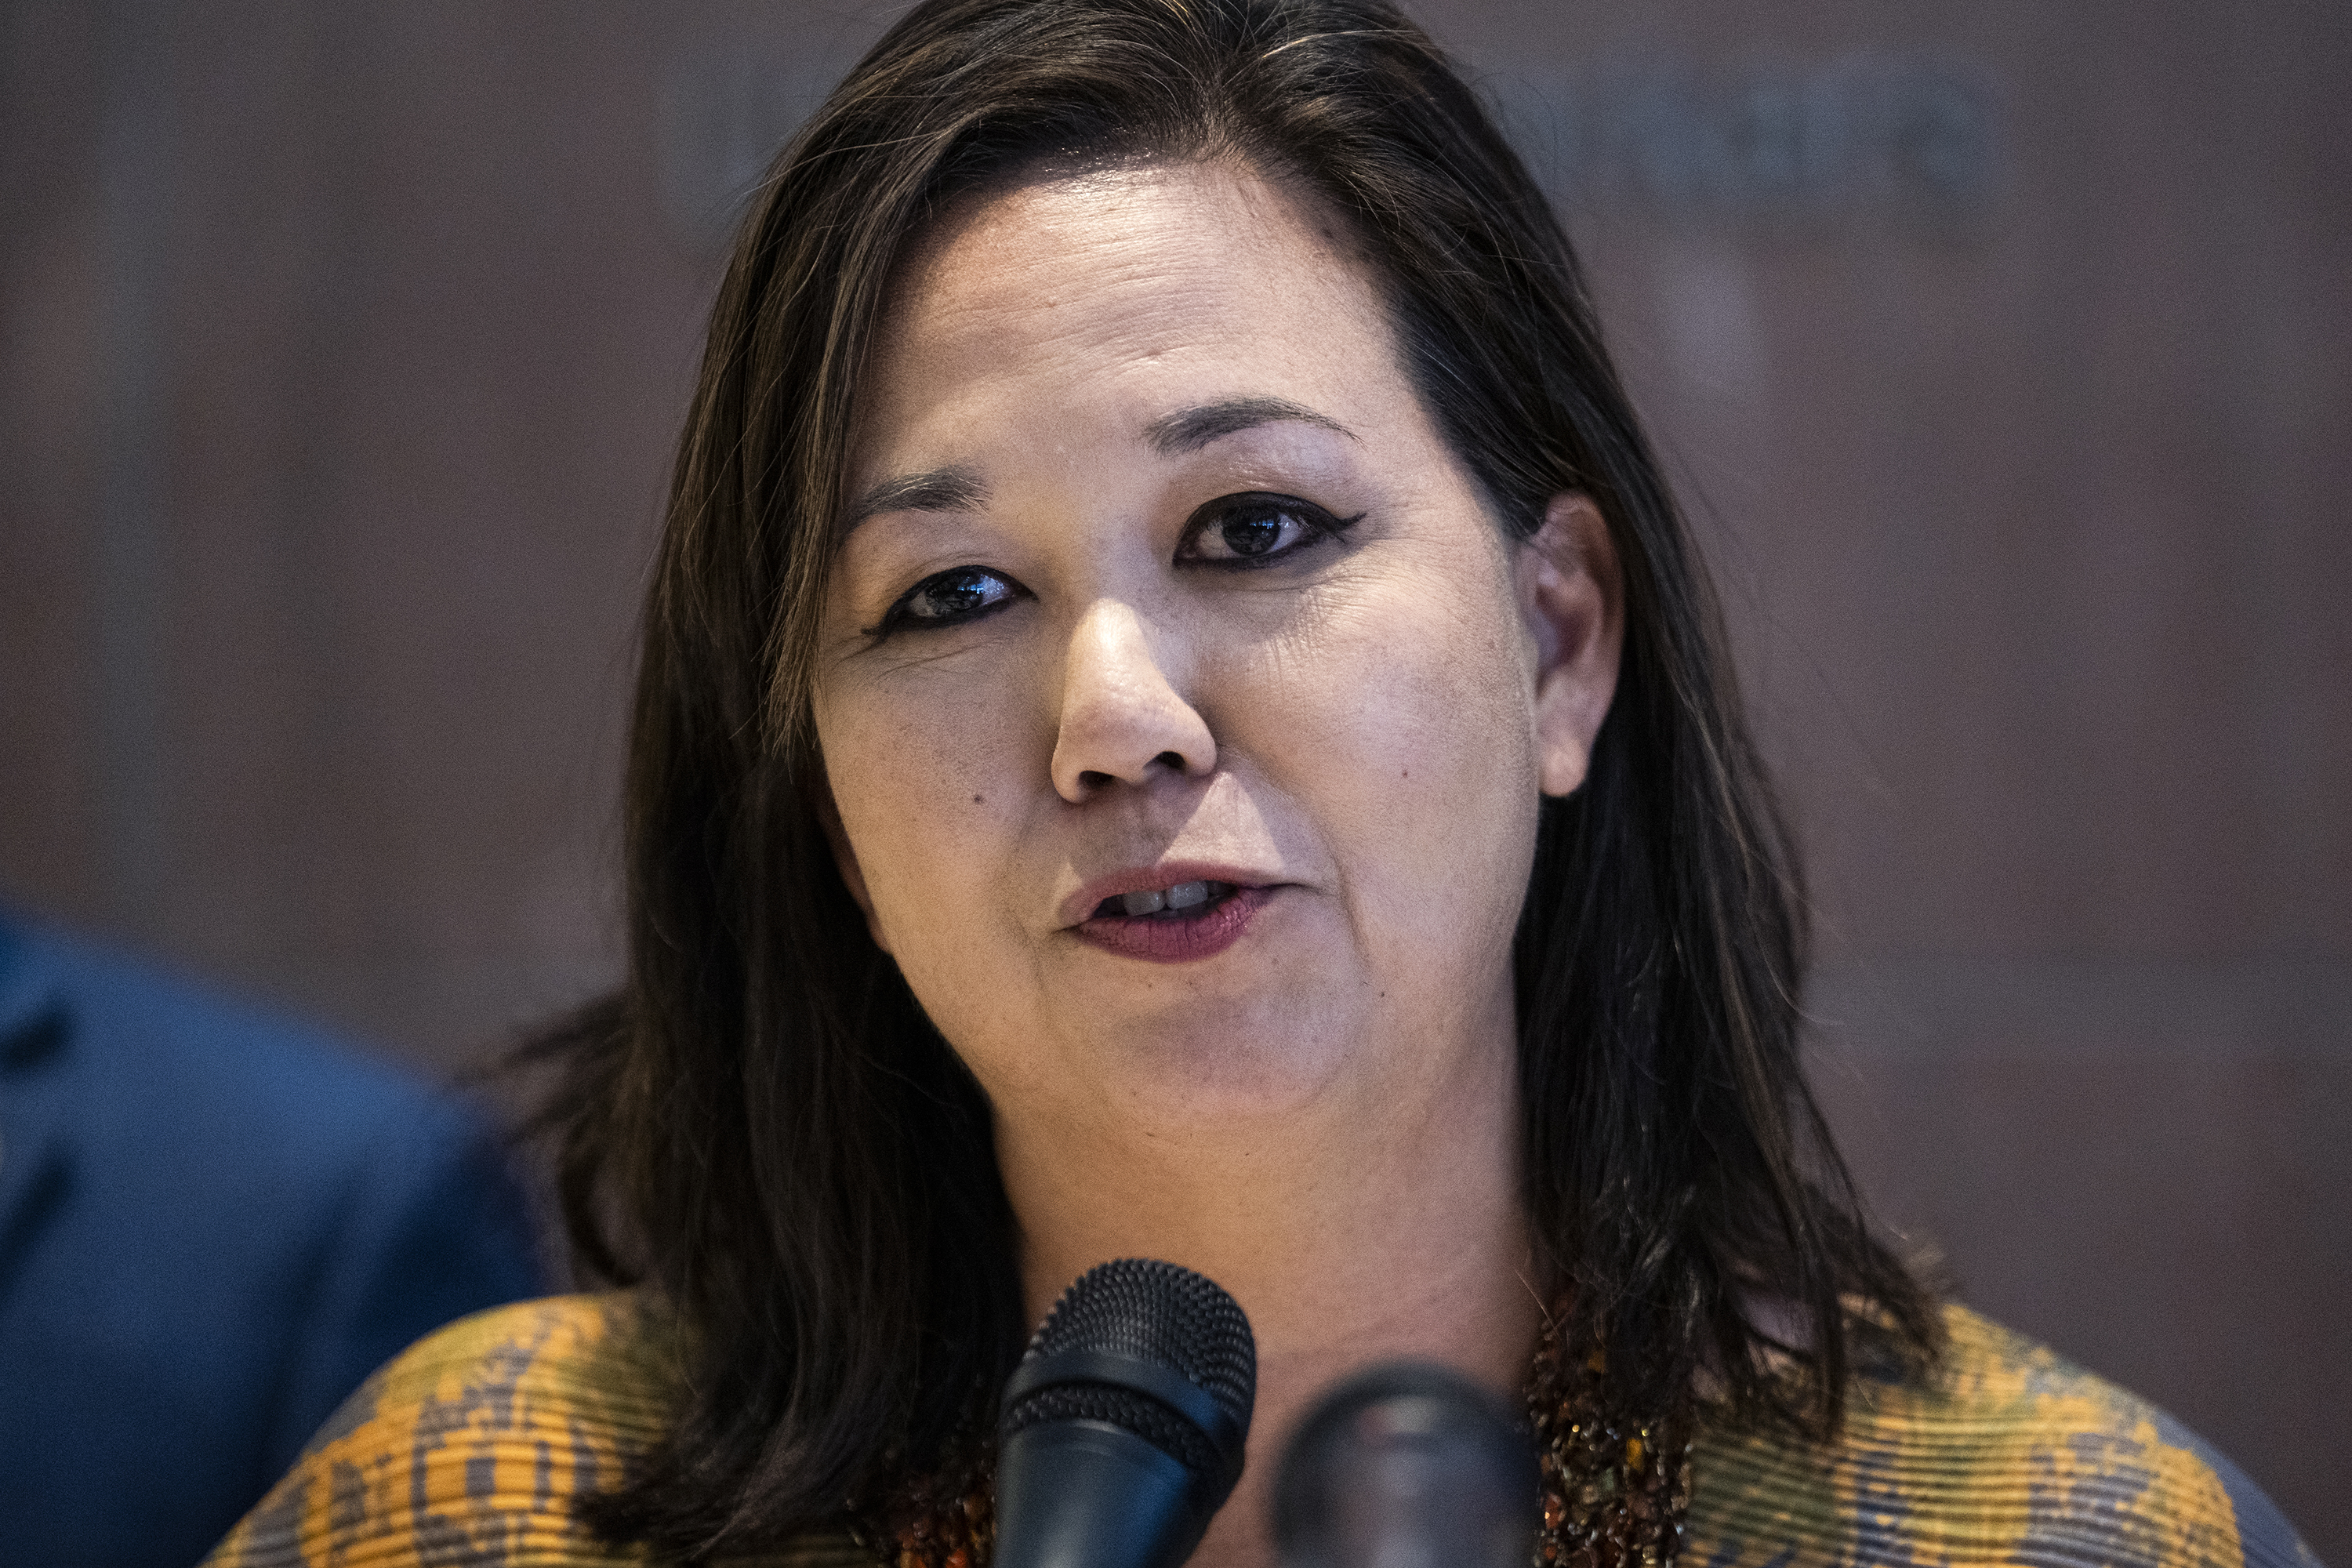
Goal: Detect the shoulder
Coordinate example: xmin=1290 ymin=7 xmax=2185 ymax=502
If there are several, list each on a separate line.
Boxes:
xmin=203 ymin=1294 xmax=665 ymax=1566
xmin=10 ymin=918 xmax=463 ymax=1142
xmin=1685 ymin=1304 xmax=2321 ymax=1568
xmin=203 ymin=1294 xmax=870 ymax=1567
xmin=0 ymin=916 xmax=496 ymax=1210
xmin=0 ymin=919 xmax=543 ymax=1551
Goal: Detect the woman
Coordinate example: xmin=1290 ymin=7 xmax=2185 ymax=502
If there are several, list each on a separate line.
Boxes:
xmin=208 ymin=2 xmax=2315 ymax=1565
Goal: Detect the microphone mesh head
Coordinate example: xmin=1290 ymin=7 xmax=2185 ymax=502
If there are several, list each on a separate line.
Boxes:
xmin=1001 ymin=1381 xmax=1222 ymax=1475
xmin=1001 ymin=1258 xmax=1257 ymax=1475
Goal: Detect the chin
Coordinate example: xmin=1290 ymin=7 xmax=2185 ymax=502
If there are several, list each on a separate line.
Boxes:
xmin=1074 ymin=996 xmax=1358 ymax=1124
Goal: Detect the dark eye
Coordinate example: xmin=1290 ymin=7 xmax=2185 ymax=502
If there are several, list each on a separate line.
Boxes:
xmin=881 ymin=565 xmax=1023 ymax=632
xmin=1178 ymin=492 xmax=1356 ymax=568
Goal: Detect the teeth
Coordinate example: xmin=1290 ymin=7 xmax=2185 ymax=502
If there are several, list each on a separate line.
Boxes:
xmin=1109 ymin=880 xmax=1228 ymax=919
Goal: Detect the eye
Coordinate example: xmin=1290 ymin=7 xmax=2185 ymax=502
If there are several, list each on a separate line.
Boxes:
xmin=876 ymin=564 xmax=1025 ymax=633
xmin=1178 ymin=492 xmax=1359 ymax=569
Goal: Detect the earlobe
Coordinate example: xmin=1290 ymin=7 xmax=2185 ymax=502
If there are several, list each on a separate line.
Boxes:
xmin=816 ymin=775 xmax=893 ymax=954
xmin=1521 ymin=494 xmax=1624 ymax=799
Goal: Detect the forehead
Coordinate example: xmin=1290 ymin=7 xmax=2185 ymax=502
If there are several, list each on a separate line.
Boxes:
xmin=853 ymin=162 xmax=1406 ymax=470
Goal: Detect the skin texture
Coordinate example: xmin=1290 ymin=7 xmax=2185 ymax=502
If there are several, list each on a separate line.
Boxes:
xmin=812 ymin=161 xmax=1622 ymax=1568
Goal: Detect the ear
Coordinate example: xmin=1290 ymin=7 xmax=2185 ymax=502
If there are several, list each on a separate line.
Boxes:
xmin=815 ymin=772 xmax=894 ymax=954
xmin=1518 ymin=494 xmax=1624 ymax=798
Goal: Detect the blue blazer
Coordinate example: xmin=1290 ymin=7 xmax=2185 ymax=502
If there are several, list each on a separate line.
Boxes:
xmin=0 ymin=917 xmax=543 ymax=1566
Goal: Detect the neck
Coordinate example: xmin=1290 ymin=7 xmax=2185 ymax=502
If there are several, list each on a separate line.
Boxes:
xmin=993 ymin=1027 xmax=1538 ymax=1568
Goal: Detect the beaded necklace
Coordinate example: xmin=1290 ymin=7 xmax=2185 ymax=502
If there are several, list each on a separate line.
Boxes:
xmin=857 ymin=1306 xmax=1690 ymax=1568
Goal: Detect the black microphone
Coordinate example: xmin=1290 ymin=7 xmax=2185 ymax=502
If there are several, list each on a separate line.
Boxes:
xmin=1271 ymin=1363 xmax=1537 ymax=1568
xmin=993 ymin=1258 xmax=1258 ymax=1568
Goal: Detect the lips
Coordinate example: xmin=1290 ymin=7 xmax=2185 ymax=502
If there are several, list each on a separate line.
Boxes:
xmin=1064 ymin=864 xmax=1282 ymax=964
xmin=1091 ymin=879 xmax=1236 ymax=919
xmin=1076 ymin=884 xmax=1275 ymax=964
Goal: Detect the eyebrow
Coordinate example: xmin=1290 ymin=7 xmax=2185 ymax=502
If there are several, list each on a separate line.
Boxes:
xmin=844 ymin=398 xmax=1352 ymax=531
xmin=1142 ymin=396 xmax=1356 ymax=455
xmin=841 ymin=466 xmax=990 ymax=532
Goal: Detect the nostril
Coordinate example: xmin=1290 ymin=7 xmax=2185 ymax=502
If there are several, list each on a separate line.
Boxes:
xmin=1079 ymin=769 xmax=1116 ymax=790
xmin=1153 ymin=750 xmax=1185 ymax=771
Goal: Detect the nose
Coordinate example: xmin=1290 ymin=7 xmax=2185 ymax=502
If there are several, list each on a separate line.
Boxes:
xmin=1049 ymin=598 xmax=1217 ymax=803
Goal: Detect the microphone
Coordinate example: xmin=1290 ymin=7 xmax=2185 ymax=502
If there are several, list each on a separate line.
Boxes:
xmin=993 ymin=1258 xmax=1258 ymax=1568
xmin=1271 ymin=1363 xmax=1537 ymax=1568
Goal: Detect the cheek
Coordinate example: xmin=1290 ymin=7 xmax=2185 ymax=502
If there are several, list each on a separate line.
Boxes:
xmin=815 ymin=665 xmax=1037 ymax=952
xmin=818 ymin=693 xmax=1058 ymax=1105
xmin=1241 ymin=549 xmax=1541 ymax=935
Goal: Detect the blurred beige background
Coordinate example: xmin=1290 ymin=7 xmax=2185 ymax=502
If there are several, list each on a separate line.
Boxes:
xmin=2 ymin=0 xmax=2344 ymax=1550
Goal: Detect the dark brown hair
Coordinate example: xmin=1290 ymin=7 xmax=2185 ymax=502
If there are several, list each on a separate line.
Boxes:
xmin=531 ymin=0 xmax=1941 ymax=1554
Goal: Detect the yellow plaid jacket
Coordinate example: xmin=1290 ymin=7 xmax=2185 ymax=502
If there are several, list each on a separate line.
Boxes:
xmin=201 ymin=1296 xmax=2319 ymax=1568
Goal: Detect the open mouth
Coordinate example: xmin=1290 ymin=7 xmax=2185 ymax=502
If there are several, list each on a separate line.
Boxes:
xmin=1074 ymin=878 xmax=1272 ymax=962
xmin=1089 ymin=880 xmax=1240 ymax=920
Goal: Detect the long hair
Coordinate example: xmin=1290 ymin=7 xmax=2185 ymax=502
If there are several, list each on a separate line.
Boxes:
xmin=530 ymin=0 xmax=1942 ymax=1553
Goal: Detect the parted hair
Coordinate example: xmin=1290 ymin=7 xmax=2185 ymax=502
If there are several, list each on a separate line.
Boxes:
xmin=528 ymin=0 xmax=1942 ymax=1554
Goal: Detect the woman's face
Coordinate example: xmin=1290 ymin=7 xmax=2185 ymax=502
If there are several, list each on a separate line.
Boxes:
xmin=813 ymin=161 xmax=1619 ymax=1146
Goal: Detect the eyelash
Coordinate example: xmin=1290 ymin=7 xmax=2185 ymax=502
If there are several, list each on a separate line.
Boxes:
xmin=866 ymin=565 xmax=1024 ymax=638
xmin=1177 ymin=492 xmax=1363 ymax=571
xmin=867 ymin=492 xmax=1360 ymax=637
